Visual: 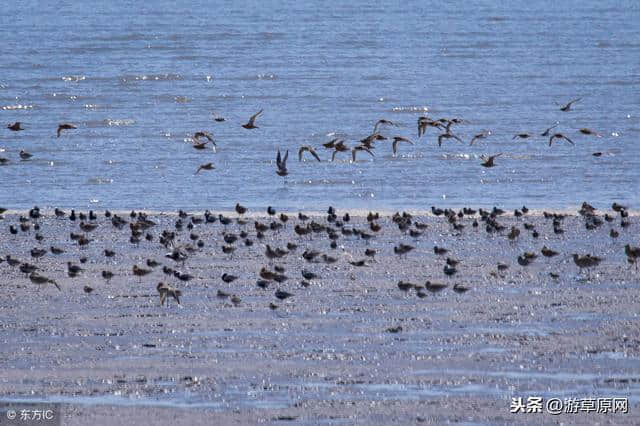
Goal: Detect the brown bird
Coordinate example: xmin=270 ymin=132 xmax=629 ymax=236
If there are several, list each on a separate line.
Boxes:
xmin=572 ymin=253 xmax=602 ymax=276
xmin=298 ymin=146 xmax=321 ymax=162
xmin=373 ymin=119 xmax=396 ymax=133
xmin=132 ymin=264 xmax=152 ymax=281
xmin=579 ymin=128 xmax=599 ymax=136
xmin=195 ymin=162 xmax=215 ymax=175
xmin=469 ymin=130 xmax=491 ymax=146
xmin=242 ymin=109 xmax=263 ymax=129
xmin=157 ymin=282 xmax=182 ymax=306
xmin=235 ymin=203 xmax=247 ymax=215
xmin=29 ymin=272 xmax=60 ymax=291
xmin=437 ymin=132 xmax=463 ymax=147
xmin=392 ymin=136 xmax=414 ymax=155
xmin=57 ymin=123 xmax=76 ymax=137
xmin=351 ymin=145 xmax=374 ymax=162
xmin=559 ymin=98 xmax=581 ymax=111
xmin=7 ymin=122 xmax=24 ymax=131
xmin=549 ymin=133 xmax=574 ymax=146
xmin=481 ymin=153 xmax=502 ymax=167
xmin=541 ymin=246 xmax=559 ymax=257
xmin=331 ymin=140 xmax=349 ymax=161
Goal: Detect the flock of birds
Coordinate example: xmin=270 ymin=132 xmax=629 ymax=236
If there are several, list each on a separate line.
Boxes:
xmin=0 ymin=97 xmax=607 ymax=178
xmin=0 ymin=197 xmax=638 ymax=309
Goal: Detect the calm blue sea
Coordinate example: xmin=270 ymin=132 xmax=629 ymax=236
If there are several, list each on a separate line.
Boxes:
xmin=1 ymin=1 xmax=639 ymax=211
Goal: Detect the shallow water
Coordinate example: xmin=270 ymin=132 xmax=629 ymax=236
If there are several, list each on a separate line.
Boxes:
xmin=0 ymin=1 xmax=639 ymax=211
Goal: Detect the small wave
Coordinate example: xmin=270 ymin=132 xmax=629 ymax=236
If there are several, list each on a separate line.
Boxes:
xmin=2 ymin=104 xmax=34 ymax=110
xmin=84 ymin=119 xmax=135 ymax=127
xmin=87 ymin=177 xmax=113 ymax=185
xmin=62 ymin=75 xmax=86 ymax=82
xmin=257 ymin=73 xmax=277 ymax=80
xmin=391 ymin=106 xmax=429 ymax=113
xmin=120 ymin=73 xmax=183 ymax=83
xmin=174 ymin=96 xmax=190 ymax=103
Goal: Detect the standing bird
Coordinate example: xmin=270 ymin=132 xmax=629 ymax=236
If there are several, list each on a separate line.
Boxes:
xmin=392 ymin=136 xmax=414 ymax=155
xmin=19 ymin=150 xmax=33 ymax=160
xmin=57 ymin=123 xmax=77 ymax=137
xmin=7 ymin=122 xmax=24 ymax=131
xmin=242 ymin=109 xmax=263 ymax=129
xmin=549 ymin=133 xmax=574 ymax=146
xmin=298 ymin=146 xmax=321 ymax=162
xmin=276 ymin=149 xmax=288 ymax=177
xmin=195 ymin=163 xmax=215 ymax=175
xmin=157 ymin=282 xmax=182 ymax=306
xmin=480 ymin=153 xmax=502 ymax=168
xmin=559 ymin=98 xmax=581 ymax=111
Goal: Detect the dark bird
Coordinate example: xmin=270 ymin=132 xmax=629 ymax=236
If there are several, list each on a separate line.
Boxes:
xmin=443 ymin=264 xmax=457 ymax=277
xmin=242 ymin=109 xmax=263 ymax=129
xmin=275 ymin=289 xmax=293 ymax=300
xmin=540 ymin=123 xmax=559 ymax=137
xmin=579 ymin=128 xmax=600 ymax=136
xmin=481 ymin=153 xmax=502 ymax=168
xmin=453 ymin=283 xmax=470 ymax=294
xmin=132 ymin=265 xmax=152 ymax=281
xmin=549 ymin=133 xmax=574 ymax=146
xmin=559 ymin=98 xmax=581 ymax=112
xmin=351 ymin=145 xmax=374 ymax=162
xmin=301 ymin=270 xmax=318 ymax=280
xmin=512 ymin=133 xmax=532 ymax=140
xmin=7 ymin=122 xmax=24 ymax=131
xmin=541 ymin=246 xmax=559 ymax=257
xmin=425 ymin=281 xmax=448 ymax=293
xmin=437 ymin=132 xmax=463 ymax=147
xmin=469 ymin=130 xmax=491 ymax=146
xmin=235 ymin=203 xmax=247 ymax=215
xmin=276 ymin=149 xmax=289 ymax=177
xmin=433 ymin=246 xmax=448 ymax=256
xmin=222 ymin=273 xmax=238 ymax=283
xmin=298 ymin=146 xmax=321 ymax=162
xmin=397 ymin=281 xmax=414 ymax=292
xmin=19 ymin=150 xmax=32 ymax=160
xmin=373 ymin=118 xmax=396 ymax=133
xmin=57 ymin=123 xmax=76 ymax=137
xmin=572 ymin=253 xmax=602 ymax=275
xmin=195 ymin=162 xmax=215 ymax=175
xmin=83 ymin=286 xmax=93 ymax=294
xmin=102 ymin=270 xmax=114 ymax=282
xmin=392 ymin=136 xmax=414 ymax=155
xmin=50 ymin=246 xmax=64 ymax=255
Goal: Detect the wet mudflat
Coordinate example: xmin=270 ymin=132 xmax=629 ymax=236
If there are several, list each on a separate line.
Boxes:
xmin=0 ymin=208 xmax=639 ymax=424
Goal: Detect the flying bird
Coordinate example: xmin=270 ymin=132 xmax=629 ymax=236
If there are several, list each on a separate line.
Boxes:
xmin=194 ymin=131 xmax=215 ymax=144
xmin=373 ymin=119 xmax=396 ymax=133
xmin=549 ymin=133 xmax=574 ymax=146
xmin=351 ymin=145 xmax=374 ymax=162
xmin=469 ymin=131 xmax=491 ymax=146
xmin=57 ymin=123 xmax=76 ymax=137
xmin=392 ymin=136 xmax=414 ymax=155
xmin=298 ymin=146 xmax=321 ymax=162
xmin=481 ymin=153 xmax=502 ymax=168
xmin=195 ymin=163 xmax=215 ymax=174
xmin=540 ymin=123 xmax=559 ymax=137
xmin=242 ymin=109 xmax=263 ymax=129
xmin=276 ymin=149 xmax=288 ymax=177
xmin=559 ymin=98 xmax=581 ymax=112
xmin=437 ymin=133 xmax=463 ymax=147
